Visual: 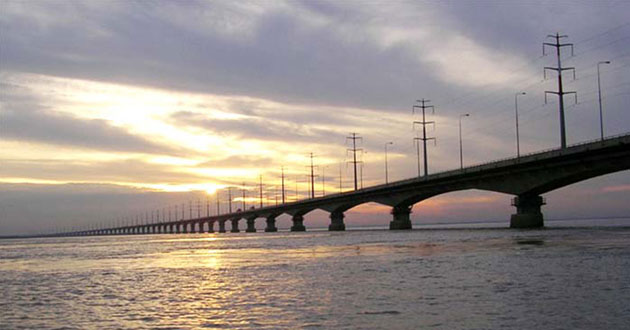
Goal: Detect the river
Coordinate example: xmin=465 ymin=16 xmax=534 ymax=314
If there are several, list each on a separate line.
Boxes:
xmin=1 ymin=219 xmax=629 ymax=329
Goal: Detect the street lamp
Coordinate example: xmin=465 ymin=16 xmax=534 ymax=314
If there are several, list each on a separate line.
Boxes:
xmin=384 ymin=142 xmax=393 ymax=184
xmin=597 ymin=60 xmax=611 ymax=141
xmin=515 ymin=92 xmax=526 ymax=158
xmin=459 ymin=113 xmax=470 ymax=169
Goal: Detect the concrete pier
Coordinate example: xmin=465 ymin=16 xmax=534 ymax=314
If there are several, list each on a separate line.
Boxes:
xmin=510 ymin=195 xmax=545 ymax=228
xmin=265 ymin=215 xmax=278 ymax=232
xmin=230 ymin=219 xmax=240 ymax=233
xmin=218 ymin=220 xmax=226 ymax=233
xmin=328 ymin=211 xmax=346 ymax=231
xmin=290 ymin=214 xmax=306 ymax=231
xmin=390 ymin=205 xmax=412 ymax=230
xmin=245 ymin=217 xmax=257 ymax=233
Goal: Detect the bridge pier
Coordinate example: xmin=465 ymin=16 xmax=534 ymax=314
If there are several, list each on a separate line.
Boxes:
xmin=390 ymin=205 xmax=412 ymax=230
xmin=290 ymin=214 xmax=306 ymax=231
xmin=218 ymin=220 xmax=227 ymax=233
xmin=510 ymin=195 xmax=545 ymax=228
xmin=208 ymin=221 xmax=215 ymax=233
xmin=265 ymin=215 xmax=278 ymax=232
xmin=245 ymin=217 xmax=257 ymax=233
xmin=328 ymin=211 xmax=346 ymax=231
xmin=231 ymin=219 xmax=240 ymax=233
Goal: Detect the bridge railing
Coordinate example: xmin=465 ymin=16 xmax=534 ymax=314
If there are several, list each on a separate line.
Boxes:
xmin=437 ymin=132 xmax=630 ymax=176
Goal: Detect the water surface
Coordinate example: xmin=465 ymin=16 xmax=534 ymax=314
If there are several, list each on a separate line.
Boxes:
xmin=1 ymin=222 xmax=629 ymax=329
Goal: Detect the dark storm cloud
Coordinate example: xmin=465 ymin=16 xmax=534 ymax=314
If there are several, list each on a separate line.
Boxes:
xmin=0 ymin=1 xmax=451 ymax=111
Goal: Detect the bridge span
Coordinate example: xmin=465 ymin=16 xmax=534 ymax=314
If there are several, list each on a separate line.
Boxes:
xmin=63 ymin=134 xmax=630 ymax=236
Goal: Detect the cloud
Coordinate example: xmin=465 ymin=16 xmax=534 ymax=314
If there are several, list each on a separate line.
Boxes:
xmin=0 ymin=81 xmax=182 ymax=155
xmin=1 ymin=1 xmax=629 ymax=235
xmin=2 ymin=109 xmax=179 ymax=154
xmin=0 ymin=158 xmax=203 ymax=185
xmin=602 ymin=184 xmax=630 ymax=193
xmin=170 ymin=110 xmax=340 ymax=144
xmin=0 ymin=1 xmax=450 ymax=110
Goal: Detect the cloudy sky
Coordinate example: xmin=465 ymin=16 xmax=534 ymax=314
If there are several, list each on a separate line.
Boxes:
xmin=1 ymin=0 xmax=629 ymax=235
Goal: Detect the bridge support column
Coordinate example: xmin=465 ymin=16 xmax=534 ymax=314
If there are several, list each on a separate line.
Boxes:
xmin=218 ymin=220 xmax=227 ymax=233
xmin=182 ymin=223 xmax=188 ymax=233
xmin=245 ymin=217 xmax=257 ymax=233
xmin=290 ymin=215 xmax=306 ymax=232
xmin=390 ymin=205 xmax=412 ymax=230
xmin=231 ymin=219 xmax=240 ymax=233
xmin=510 ymin=195 xmax=545 ymax=228
xmin=208 ymin=221 xmax=215 ymax=233
xmin=328 ymin=211 xmax=346 ymax=231
xmin=265 ymin=216 xmax=278 ymax=232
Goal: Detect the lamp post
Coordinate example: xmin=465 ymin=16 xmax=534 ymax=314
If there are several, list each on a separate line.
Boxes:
xmin=459 ymin=114 xmax=470 ymax=169
xmin=384 ymin=142 xmax=393 ymax=184
xmin=597 ymin=61 xmax=611 ymax=141
xmin=515 ymin=92 xmax=526 ymax=158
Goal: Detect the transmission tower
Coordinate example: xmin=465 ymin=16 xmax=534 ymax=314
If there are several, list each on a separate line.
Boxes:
xmin=412 ymin=99 xmax=436 ymax=177
xmin=227 ymin=188 xmax=232 ymax=213
xmin=281 ymin=166 xmax=285 ymax=204
xmin=307 ymin=153 xmax=318 ymax=198
xmin=346 ymin=133 xmax=363 ymax=190
xmin=216 ymin=192 xmax=220 ymax=215
xmin=259 ymin=175 xmax=263 ymax=208
xmin=242 ymin=182 xmax=247 ymax=210
xmin=543 ymin=33 xmax=577 ymax=149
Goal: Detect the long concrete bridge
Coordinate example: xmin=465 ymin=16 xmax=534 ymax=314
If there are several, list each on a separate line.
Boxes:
xmin=62 ymin=134 xmax=630 ymax=236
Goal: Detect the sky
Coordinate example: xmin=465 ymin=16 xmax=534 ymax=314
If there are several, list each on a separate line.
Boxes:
xmin=1 ymin=0 xmax=629 ymax=235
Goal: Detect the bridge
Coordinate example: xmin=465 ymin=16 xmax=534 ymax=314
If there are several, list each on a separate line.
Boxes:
xmin=60 ymin=134 xmax=630 ymax=236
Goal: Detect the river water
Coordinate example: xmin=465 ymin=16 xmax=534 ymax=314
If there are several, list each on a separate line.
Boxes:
xmin=1 ymin=220 xmax=630 ymax=329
